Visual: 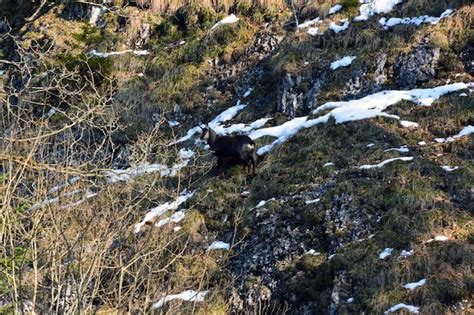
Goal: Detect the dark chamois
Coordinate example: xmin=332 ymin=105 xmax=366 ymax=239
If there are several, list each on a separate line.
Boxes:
xmin=200 ymin=126 xmax=258 ymax=176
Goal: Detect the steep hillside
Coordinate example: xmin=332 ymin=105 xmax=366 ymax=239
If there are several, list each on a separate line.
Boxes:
xmin=1 ymin=0 xmax=473 ymax=314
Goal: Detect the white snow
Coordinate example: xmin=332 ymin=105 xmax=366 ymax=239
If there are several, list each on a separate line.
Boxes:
xmin=453 ymin=125 xmax=474 ymax=138
xmin=207 ymin=241 xmax=230 ymax=251
xmin=59 ymin=190 xmax=97 ymax=209
xmin=134 ymin=191 xmax=194 ymax=233
xmin=90 ymin=49 xmax=149 ymax=58
xmin=459 ymin=93 xmax=467 ymax=97
xmin=255 ymin=200 xmax=266 ymax=208
xmin=347 ymin=297 xmax=354 ymax=303
xmin=243 ymin=88 xmax=253 ymax=97
xmin=89 ymin=6 xmax=104 ymax=26
xmin=328 ymin=254 xmax=336 ymax=260
xmin=403 ymin=279 xmax=426 ymax=290
xmin=305 ymin=198 xmax=320 ymax=205
xmin=155 ymin=210 xmax=186 ymax=227
xmin=360 ymin=157 xmax=413 ymax=169
xmin=170 ymin=102 xmax=247 ymax=145
xmin=29 ymin=189 xmax=82 ymax=211
xmin=314 ymin=83 xmax=472 ymax=124
xmin=168 ymin=120 xmax=180 ymax=127
xmin=48 ymin=176 xmax=81 ymax=194
xmin=355 ymin=0 xmax=404 ymax=22
xmin=379 ymin=9 xmax=453 ymax=29
xmin=105 ymin=149 xmax=194 ymax=183
xmin=173 ymin=226 xmax=182 ymax=232
xmin=329 ymin=4 xmax=343 ymax=15
xmin=418 ymin=141 xmax=426 ymax=146
xmin=249 ymin=114 xmax=331 ymax=155
xmin=211 ymin=14 xmax=239 ymax=30
xmin=399 ymin=249 xmax=414 ymax=258
xmin=0 ymin=70 xmax=4 ymax=76
xmin=379 ymin=248 xmax=394 ymax=259
xmin=426 ymin=235 xmax=449 ymax=243
xmin=307 ymin=27 xmax=323 ymax=36
xmin=153 ymin=290 xmax=209 ymax=309
xmin=241 ymin=191 xmax=251 ymax=197
xmin=46 ymin=107 xmax=57 ymax=118
xmin=298 ymin=17 xmax=322 ymax=29
xmin=330 ymin=56 xmax=356 ymax=70
xmin=105 ymin=163 xmax=169 ymax=183
xmin=329 ymin=19 xmax=350 ymax=33
xmin=441 ymin=165 xmax=459 ymax=172
xmin=248 ymin=83 xmax=470 ymax=156
xmin=214 ymin=118 xmax=271 ymax=136
xmin=433 ymin=125 xmax=474 ymax=144
xmin=323 ymin=162 xmax=334 ymax=167
xmin=384 ymin=146 xmax=409 ymax=153
xmin=384 ymin=303 xmax=419 ymax=314
xmin=400 ymin=120 xmax=419 ymax=128
xmin=306 ymin=249 xmax=320 ymax=256
xmin=367 ymin=143 xmax=375 ymax=148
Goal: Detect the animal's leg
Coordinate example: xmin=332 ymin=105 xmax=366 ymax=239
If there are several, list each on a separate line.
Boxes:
xmin=251 ymin=153 xmax=257 ymax=176
xmin=217 ymin=156 xmax=226 ymax=178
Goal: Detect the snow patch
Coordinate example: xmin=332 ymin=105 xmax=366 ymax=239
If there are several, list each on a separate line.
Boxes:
xmin=207 ymin=241 xmax=230 ymax=251
xmin=441 ymin=165 xmax=459 ymax=172
xmin=355 ymin=0 xmax=404 ymax=21
xmin=384 ymin=303 xmax=419 ymax=314
xmin=379 ymin=9 xmax=453 ymax=29
xmin=347 ymin=297 xmax=354 ymax=303
xmin=305 ymin=198 xmax=320 ymax=205
xmin=323 ymin=162 xmax=334 ymax=167
xmin=307 ymin=27 xmax=323 ymax=36
xmin=153 ymin=290 xmax=209 ymax=309
xmin=459 ymin=92 xmax=467 ymax=97
xmin=211 ymin=14 xmax=239 ymax=30
xmin=418 ymin=141 xmax=426 ymax=146
xmin=249 ymin=114 xmax=331 ymax=155
xmin=329 ymin=4 xmax=343 ymax=15
xmin=384 ymin=146 xmax=409 ymax=153
xmin=170 ymin=102 xmax=247 ymax=145
xmin=255 ymin=200 xmax=266 ymax=208
xmin=243 ymin=88 xmax=253 ymax=97
xmin=306 ymin=249 xmax=320 ymax=256
xmin=329 ymin=19 xmax=350 ymax=33
xmin=59 ymin=190 xmax=97 ymax=209
xmin=313 ymin=83 xmax=471 ymax=124
xmin=400 ymin=120 xmax=419 ymax=128
xmin=298 ymin=17 xmax=322 ymax=29
xmin=90 ymin=49 xmax=149 ymax=58
xmin=168 ymin=120 xmax=180 ymax=127
xmin=403 ymin=279 xmax=426 ymax=290
xmin=330 ymin=56 xmax=356 ymax=70
xmin=426 ymin=235 xmax=449 ymax=243
xmin=134 ymin=191 xmax=194 ymax=233
xmin=155 ymin=211 xmax=186 ymax=227
xmin=89 ymin=6 xmax=104 ymax=26
xmin=360 ymin=157 xmax=413 ymax=169
xmin=379 ymin=248 xmax=393 ymax=259
xmin=399 ymin=249 xmax=414 ymax=258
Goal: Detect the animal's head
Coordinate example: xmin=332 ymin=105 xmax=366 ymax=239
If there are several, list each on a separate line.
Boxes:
xmin=200 ymin=125 xmax=211 ymax=140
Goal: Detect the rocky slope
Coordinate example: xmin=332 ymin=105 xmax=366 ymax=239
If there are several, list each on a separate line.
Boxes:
xmin=1 ymin=0 xmax=473 ymax=314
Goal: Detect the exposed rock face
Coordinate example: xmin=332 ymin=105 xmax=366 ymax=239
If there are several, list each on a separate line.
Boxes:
xmin=277 ymin=73 xmax=304 ymax=118
xmin=134 ymin=23 xmax=151 ymax=48
xmin=394 ymin=44 xmax=440 ymax=88
xmin=460 ymin=45 xmax=474 ymax=76
xmin=60 ymin=3 xmax=91 ymax=21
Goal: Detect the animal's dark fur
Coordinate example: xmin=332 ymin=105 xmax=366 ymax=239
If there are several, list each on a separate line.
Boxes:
xmin=201 ymin=126 xmax=258 ymax=176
